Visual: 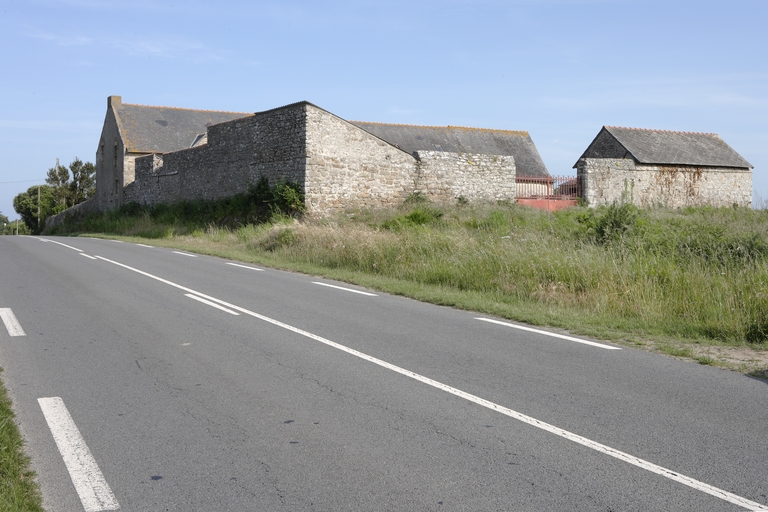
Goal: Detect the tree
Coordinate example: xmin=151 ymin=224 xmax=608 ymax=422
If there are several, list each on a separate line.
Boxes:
xmin=68 ymin=158 xmax=96 ymax=205
xmin=46 ymin=159 xmax=71 ymax=212
xmin=0 ymin=211 xmax=8 ymax=235
xmin=13 ymin=185 xmax=56 ymax=235
xmin=44 ymin=157 xmax=96 ymax=211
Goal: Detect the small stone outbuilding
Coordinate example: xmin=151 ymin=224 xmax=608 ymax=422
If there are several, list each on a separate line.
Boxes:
xmin=575 ymin=126 xmax=753 ymax=208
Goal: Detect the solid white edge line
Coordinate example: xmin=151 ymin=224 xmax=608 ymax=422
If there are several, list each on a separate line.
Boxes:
xmin=476 ymin=317 xmax=621 ymax=350
xmin=35 ymin=237 xmax=84 ymax=252
xmin=173 ymin=251 xmax=197 ymax=257
xmin=37 ymin=397 xmax=120 ymax=512
xmin=80 ymin=254 xmax=98 ymax=260
xmin=184 ymin=293 xmax=239 ymax=315
xmin=312 ymin=282 xmax=378 ymax=296
xmin=0 ymin=308 xmax=26 ymax=336
xmin=91 ymin=255 xmax=766 ymax=511
xmin=226 ymin=262 xmax=265 ymax=271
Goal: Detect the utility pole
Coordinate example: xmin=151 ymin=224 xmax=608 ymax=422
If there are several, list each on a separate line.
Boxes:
xmin=37 ymin=185 xmax=41 ymax=232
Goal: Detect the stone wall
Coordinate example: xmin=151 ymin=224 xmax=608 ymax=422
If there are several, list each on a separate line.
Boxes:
xmin=128 ymin=103 xmax=308 ymax=206
xmin=304 ymin=106 xmax=417 ymax=212
xmin=415 ymin=151 xmax=516 ymax=203
xmin=122 ymin=102 xmax=518 ymax=214
xmin=45 ymin=196 xmax=99 ymax=229
xmin=577 ymin=158 xmax=752 ymax=208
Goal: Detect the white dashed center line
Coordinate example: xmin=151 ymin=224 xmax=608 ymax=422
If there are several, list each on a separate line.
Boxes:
xmin=226 ymin=262 xmax=265 ymax=271
xmin=185 ymin=293 xmax=239 ymax=315
xmin=476 ymin=317 xmax=621 ymax=350
xmin=312 ymin=282 xmax=378 ymax=296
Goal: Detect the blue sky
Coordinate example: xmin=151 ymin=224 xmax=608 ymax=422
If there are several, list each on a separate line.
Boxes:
xmin=1 ymin=0 xmax=766 ymax=219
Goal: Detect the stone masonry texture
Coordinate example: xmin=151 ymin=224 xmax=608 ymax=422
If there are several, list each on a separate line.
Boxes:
xmin=577 ymin=158 xmax=752 ymax=208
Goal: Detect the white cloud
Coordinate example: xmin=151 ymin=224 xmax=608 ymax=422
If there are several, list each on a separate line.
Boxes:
xmin=26 ymin=28 xmax=92 ymax=46
xmin=23 ymin=24 xmax=225 ymax=61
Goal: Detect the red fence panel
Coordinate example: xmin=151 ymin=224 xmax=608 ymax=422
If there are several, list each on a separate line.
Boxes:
xmin=516 ymin=175 xmax=580 ymax=200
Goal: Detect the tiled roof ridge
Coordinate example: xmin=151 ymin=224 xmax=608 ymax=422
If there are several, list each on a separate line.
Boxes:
xmin=121 ymin=102 xmax=252 ymax=116
xmin=606 ymin=126 xmax=719 ymax=137
xmin=351 ymin=120 xmax=529 ymax=137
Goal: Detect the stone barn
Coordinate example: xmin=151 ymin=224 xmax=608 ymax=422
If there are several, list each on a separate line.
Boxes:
xmin=110 ymin=98 xmax=548 ymax=214
xmin=47 ymin=96 xmax=550 ymax=228
xmin=575 ymin=126 xmax=753 ymax=208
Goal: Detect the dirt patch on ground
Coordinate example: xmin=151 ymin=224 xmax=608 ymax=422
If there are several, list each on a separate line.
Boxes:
xmin=689 ymin=344 xmax=768 ymax=376
xmin=634 ymin=340 xmax=768 ymax=377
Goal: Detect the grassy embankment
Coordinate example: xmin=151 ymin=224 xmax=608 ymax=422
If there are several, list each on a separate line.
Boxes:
xmin=47 ymin=181 xmax=768 ymax=374
xmin=0 ymin=369 xmax=44 ymax=512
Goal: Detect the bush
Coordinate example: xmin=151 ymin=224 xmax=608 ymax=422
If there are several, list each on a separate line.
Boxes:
xmin=579 ymin=202 xmax=642 ymax=245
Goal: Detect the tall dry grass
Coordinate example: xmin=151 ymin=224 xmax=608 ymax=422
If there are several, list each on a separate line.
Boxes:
xmin=233 ymin=201 xmax=768 ymax=345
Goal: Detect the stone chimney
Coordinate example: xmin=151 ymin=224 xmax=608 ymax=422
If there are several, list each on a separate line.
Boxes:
xmin=108 ymin=95 xmax=122 ymax=108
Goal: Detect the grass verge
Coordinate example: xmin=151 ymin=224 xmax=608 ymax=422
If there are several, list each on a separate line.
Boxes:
xmin=0 ymin=368 xmax=44 ymax=512
xmin=47 ymin=194 xmax=768 ymax=375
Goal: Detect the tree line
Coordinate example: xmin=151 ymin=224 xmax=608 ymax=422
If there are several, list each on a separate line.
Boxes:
xmin=11 ymin=158 xmax=95 ymax=235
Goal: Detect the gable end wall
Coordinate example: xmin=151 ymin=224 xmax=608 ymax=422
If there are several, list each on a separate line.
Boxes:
xmin=581 ymin=129 xmax=629 ymax=160
xmin=304 ymin=106 xmax=417 ymax=212
xmin=95 ymin=105 xmax=127 ymax=210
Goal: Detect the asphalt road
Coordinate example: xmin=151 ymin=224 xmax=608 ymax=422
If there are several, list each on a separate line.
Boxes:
xmin=0 ymin=235 xmax=766 ymax=511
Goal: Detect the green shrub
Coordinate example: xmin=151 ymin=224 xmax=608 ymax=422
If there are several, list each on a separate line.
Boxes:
xmin=579 ymin=202 xmax=643 ymax=245
xmin=381 ymin=207 xmax=444 ymax=230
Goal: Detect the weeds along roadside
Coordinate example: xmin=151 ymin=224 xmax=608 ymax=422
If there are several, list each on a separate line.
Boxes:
xmin=47 ymin=190 xmax=768 ymax=370
xmin=0 ymin=368 xmax=44 ymax=511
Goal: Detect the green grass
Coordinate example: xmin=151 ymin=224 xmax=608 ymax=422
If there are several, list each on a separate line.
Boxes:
xmin=0 ymin=369 xmax=44 ymax=512
xmin=47 ymin=193 xmax=768 ymax=372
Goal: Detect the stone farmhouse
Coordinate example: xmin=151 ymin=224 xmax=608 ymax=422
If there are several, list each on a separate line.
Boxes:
xmin=575 ymin=126 xmax=753 ymax=208
xmin=90 ymin=96 xmax=548 ymax=215
xmin=96 ymin=96 xmax=251 ymax=211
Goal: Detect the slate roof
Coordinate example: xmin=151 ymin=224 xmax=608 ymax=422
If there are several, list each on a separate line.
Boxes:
xmin=114 ymin=102 xmax=251 ymax=154
xmin=575 ymin=126 xmax=752 ymax=169
xmin=350 ymin=122 xmax=549 ymax=177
